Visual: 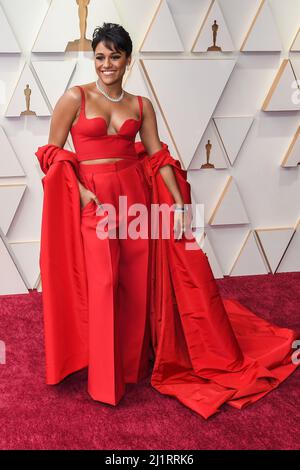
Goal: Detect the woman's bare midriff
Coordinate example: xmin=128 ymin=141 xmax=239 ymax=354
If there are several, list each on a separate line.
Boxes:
xmin=80 ymin=157 xmax=125 ymax=164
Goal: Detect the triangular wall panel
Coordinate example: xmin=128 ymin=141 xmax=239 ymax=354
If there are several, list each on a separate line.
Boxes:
xmin=140 ymin=0 xmax=184 ymax=52
xmin=5 ymin=62 xmax=50 ymax=117
xmin=192 ymin=0 xmax=235 ymax=52
xmin=213 ymin=116 xmax=254 ymax=166
xmin=229 ymin=231 xmax=269 ymax=276
xmin=255 ymin=227 xmax=295 ymax=273
xmin=0 ymin=237 xmax=28 ymax=295
xmin=0 ymin=126 xmax=25 ymax=177
xmin=188 ymin=120 xmax=229 ymax=170
xmin=208 ymin=225 xmax=251 ymax=275
xmin=240 ymin=0 xmax=282 ymax=52
xmin=141 ymin=58 xmax=236 ymax=168
xmin=208 ymin=176 xmax=250 ymax=226
xmin=262 ymin=59 xmax=300 ymax=112
xmin=188 ymin=169 xmax=229 ymax=226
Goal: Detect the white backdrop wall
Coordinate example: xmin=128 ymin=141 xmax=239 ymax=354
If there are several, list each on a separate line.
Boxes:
xmin=0 ymin=0 xmax=299 ymax=295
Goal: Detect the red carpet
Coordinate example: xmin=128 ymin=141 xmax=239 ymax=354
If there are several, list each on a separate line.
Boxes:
xmin=0 ymin=271 xmax=299 ymax=450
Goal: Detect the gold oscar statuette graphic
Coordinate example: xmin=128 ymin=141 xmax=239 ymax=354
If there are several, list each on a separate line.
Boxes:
xmin=65 ymin=0 xmax=92 ymax=52
xmin=201 ymin=140 xmax=215 ymax=168
xmin=20 ymin=84 xmax=36 ymax=116
xmin=207 ymin=20 xmax=222 ymax=52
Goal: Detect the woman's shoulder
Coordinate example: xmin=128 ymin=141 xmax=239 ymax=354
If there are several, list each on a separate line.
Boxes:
xmin=126 ymin=92 xmax=152 ymax=110
xmin=67 ymin=82 xmax=95 ymax=97
xmin=66 ymin=84 xmax=85 ymax=100
xmin=136 ymin=95 xmax=153 ymax=114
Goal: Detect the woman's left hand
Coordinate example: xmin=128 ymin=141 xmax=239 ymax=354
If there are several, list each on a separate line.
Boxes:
xmin=173 ymin=204 xmax=193 ymax=241
xmin=173 ymin=206 xmax=186 ymax=241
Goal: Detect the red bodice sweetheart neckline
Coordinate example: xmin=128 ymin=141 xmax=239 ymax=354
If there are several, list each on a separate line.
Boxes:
xmin=70 ymin=85 xmax=143 ymax=162
xmin=72 ymin=116 xmax=141 ymax=136
xmin=71 ymin=85 xmax=142 ymax=135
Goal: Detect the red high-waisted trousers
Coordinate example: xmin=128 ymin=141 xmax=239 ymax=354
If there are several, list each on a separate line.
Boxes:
xmin=78 ymin=158 xmax=152 ymax=406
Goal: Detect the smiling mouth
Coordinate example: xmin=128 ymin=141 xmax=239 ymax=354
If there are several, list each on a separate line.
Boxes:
xmin=101 ymin=71 xmax=116 ymax=75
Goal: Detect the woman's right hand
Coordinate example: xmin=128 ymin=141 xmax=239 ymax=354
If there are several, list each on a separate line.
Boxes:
xmin=79 ymin=185 xmax=101 ymax=210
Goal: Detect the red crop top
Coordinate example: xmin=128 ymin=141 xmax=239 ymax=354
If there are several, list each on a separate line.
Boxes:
xmin=70 ymin=85 xmax=143 ymax=162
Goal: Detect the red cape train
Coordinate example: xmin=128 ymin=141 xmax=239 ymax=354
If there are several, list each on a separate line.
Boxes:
xmin=35 ymin=141 xmax=300 ymax=419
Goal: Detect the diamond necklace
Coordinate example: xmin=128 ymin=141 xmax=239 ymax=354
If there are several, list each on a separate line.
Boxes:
xmin=95 ymin=78 xmax=124 ymax=102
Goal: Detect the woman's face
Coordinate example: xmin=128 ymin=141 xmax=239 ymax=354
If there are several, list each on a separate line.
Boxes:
xmin=94 ymin=41 xmax=131 ymax=86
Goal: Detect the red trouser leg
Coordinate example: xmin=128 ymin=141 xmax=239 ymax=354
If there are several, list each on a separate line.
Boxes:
xmin=117 ymin=162 xmax=152 ymax=383
xmin=79 ymin=159 xmax=151 ymax=406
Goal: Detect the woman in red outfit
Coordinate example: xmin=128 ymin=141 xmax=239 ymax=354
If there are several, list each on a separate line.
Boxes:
xmin=45 ymin=22 xmax=185 ymax=407
xmin=36 ymin=22 xmax=300 ymax=419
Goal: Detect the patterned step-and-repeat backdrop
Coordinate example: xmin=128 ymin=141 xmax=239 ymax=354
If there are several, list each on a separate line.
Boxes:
xmin=0 ymin=0 xmax=299 ymax=295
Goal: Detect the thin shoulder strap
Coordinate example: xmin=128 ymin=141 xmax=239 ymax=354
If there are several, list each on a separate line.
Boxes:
xmin=137 ymin=95 xmax=143 ymax=122
xmin=75 ymin=85 xmax=85 ymax=117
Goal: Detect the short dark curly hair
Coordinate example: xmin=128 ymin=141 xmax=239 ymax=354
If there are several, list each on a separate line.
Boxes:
xmin=91 ymin=22 xmax=132 ymax=57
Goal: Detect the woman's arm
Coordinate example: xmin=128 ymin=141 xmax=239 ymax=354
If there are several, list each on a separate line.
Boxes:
xmin=48 ymin=87 xmax=83 ymax=193
xmin=139 ymin=97 xmax=186 ymax=239
xmin=48 ymin=88 xmax=79 ymax=148
xmin=139 ymin=97 xmax=184 ymax=207
xmin=47 ymin=88 xmax=100 ymax=207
